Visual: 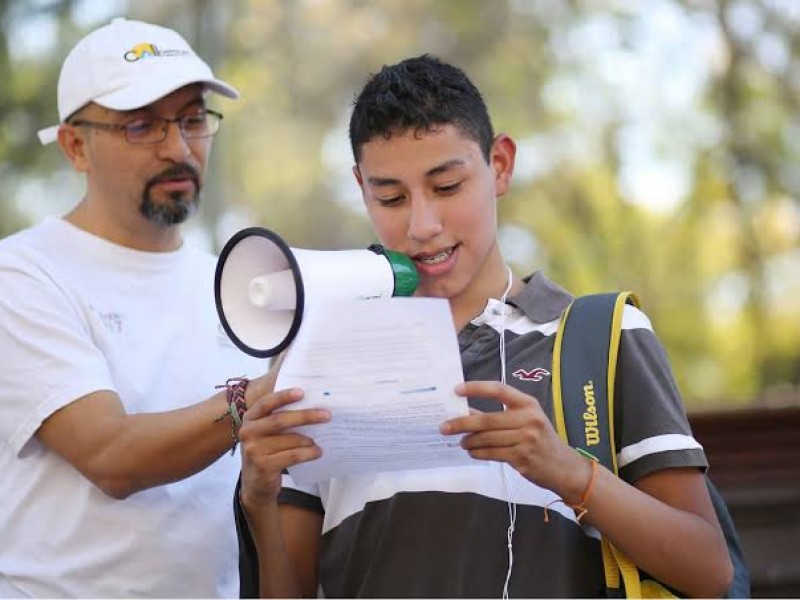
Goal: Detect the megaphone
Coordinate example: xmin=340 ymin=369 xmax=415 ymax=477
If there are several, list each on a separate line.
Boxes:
xmin=214 ymin=227 xmax=419 ymax=358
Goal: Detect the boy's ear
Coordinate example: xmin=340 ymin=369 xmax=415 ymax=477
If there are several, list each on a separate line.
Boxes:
xmin=491 ymin=133 xmax=516 ymax=198
xmin=352 ymin=164 xmax=364 ymax=189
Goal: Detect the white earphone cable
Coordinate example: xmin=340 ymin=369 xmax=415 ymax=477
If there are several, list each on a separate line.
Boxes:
xmin=498 ymin=266 xmax=516 ymax=600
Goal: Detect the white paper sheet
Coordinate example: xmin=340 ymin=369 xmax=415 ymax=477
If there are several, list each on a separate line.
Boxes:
xmin=275 ymin=296 xmax=474 ymax=484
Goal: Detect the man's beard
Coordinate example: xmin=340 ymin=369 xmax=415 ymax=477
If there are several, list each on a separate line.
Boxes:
xmin=140 ymin=164 xmax=201 ymax=226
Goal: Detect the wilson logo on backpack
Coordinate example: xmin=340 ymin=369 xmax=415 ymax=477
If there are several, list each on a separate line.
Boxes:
xmin=582 ymin=380 xmax=600 ymax=447
xmin=551 ymin=291 xmax=750 ymax=599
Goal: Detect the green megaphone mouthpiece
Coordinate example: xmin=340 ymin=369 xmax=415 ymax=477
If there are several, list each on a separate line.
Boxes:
xmin=368 ymin=244 xmax=418 ymax=297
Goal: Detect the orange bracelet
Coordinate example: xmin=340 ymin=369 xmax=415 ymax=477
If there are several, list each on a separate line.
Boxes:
xmin=543 ymin=456 xmax=599 ymax=524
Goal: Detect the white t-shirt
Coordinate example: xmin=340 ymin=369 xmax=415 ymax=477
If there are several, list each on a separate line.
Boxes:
xmin=0 ymin=218 xmax=267 ymax=598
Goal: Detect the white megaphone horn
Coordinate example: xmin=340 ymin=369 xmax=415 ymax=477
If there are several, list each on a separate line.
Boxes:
xmin=214 ymin=227 xmax=419 ymax=358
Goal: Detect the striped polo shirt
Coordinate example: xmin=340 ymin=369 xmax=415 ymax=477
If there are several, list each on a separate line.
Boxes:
xmin=236 ymin=272 xmax=707 ymax=598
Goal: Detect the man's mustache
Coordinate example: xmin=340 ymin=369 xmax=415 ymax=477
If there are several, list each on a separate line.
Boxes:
xmin=146 ymin=164 xmax=200 ymax=189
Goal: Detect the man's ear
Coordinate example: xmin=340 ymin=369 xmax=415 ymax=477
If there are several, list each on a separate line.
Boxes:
xmin=491 ymin=133 xmax=516 ymax=198
xmin=57 ymin=125 xmax=91 ymax=173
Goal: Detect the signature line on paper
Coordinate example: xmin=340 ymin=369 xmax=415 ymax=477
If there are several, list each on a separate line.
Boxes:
xmin=400 ymin=386 xmax=437 ymax=395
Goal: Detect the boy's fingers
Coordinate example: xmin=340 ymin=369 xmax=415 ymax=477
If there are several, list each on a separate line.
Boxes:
xmin=442 ymin=411 xmax=505 ymax=435
xmin=455 ymin=380 xmax=540 ymax=410
xmin=245 ymin=387 xmax=304 ymax=419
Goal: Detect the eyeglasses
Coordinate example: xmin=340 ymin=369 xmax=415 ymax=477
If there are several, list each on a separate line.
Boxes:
xmin=69 ymin=109 xmax=223 ymax=145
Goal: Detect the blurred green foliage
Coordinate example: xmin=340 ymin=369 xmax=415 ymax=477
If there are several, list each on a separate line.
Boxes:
xmin=1 ymin=0 xmax=798 ymax=409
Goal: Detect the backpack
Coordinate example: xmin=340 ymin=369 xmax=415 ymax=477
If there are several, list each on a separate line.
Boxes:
xmin=551 ymin=292 xmax=751 ymax=598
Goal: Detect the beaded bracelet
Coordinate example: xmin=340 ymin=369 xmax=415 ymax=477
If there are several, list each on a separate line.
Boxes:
xmin=215 ymin=377 xmax=249 ymax=455
xmin=543 ymin=453 xmax=599 ymax=524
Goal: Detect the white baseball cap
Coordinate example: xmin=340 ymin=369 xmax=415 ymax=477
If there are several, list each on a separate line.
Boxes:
xmin=37 ymin=17 xmax=239 ymax=145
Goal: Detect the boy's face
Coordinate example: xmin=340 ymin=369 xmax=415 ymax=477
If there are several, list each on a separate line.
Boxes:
xmin=354 ymin=124 xmax=515 ymax=305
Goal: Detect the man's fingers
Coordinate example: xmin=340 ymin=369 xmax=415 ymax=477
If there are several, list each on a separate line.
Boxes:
xmin=244 ymin=352 xmax=287 ymax=401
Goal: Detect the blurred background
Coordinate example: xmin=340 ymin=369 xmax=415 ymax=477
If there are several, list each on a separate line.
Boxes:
xmin=1 ymin=0 xmax=799 ymax=594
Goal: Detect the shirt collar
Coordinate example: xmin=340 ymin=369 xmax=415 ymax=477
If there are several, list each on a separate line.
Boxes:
xmin=507 ymin=271 xmax=573 ymax=323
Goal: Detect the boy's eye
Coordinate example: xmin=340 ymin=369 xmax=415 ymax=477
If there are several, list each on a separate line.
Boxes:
xmin=377 ymin=195 xmax=404 ymax=206
xmin=436 ymin=182 xmax=462 ymax=194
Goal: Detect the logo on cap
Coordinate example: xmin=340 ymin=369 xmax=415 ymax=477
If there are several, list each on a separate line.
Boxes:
xmin=124 ymin=43 xmax=190 ymax=62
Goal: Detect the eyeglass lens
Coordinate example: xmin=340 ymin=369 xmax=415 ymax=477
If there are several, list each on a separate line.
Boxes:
xmin=125 ymin=112 xmax=220 ymax=143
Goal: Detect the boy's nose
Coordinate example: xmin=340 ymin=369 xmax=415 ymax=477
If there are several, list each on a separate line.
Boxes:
xmin=407 ymin=196 xmax=444 ymax=241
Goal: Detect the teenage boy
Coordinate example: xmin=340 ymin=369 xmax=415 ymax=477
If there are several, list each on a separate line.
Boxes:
xmin=234 ymin=54 xmax=733 ymax=598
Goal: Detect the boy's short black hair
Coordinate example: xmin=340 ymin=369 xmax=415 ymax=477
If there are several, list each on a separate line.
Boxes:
xmin=349 ymin=54 xmax=495 ymax=164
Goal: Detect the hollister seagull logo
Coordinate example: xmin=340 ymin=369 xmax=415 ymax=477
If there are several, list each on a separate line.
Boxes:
xmin=512 ymin=367 xmax=551 ymax=382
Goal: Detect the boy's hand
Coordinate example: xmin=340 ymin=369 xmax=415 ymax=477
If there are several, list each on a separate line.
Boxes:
xmin=238 ymin=384 xmax=330 ymax=507
xmin=440 ymin=380 xmax=588 ymax=502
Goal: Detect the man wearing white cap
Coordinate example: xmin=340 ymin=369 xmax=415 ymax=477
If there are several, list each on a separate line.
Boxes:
xmin=0 ymin=18 xmax=270 ymax=597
